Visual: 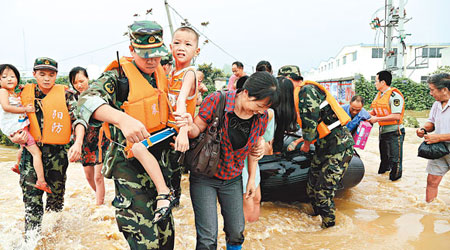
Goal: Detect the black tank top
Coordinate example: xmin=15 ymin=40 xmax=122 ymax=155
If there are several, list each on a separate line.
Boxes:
xmin=228 ymin=112 xmax=253 ymax=150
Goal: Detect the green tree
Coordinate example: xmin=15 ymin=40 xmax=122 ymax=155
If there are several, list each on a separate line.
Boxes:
xmin=55 ymin=76 xmax=69 ymax=86
xmin=430 ymin=65 xmax=450 ymax=75
xmin=354 ymin=75 xmax=433 ymax=111
xmin=197 ymin=63 xmax=227 ymax=96
xmin=0 ymin=131 xmax=16 ymax=147
xmin=354 ymin=74 xmax=377 ymax=108
xmin=391 ymin=78 xmax=434 ymax=110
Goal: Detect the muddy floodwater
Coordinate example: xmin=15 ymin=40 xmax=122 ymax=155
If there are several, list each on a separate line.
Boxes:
xmin=0 ymin=126 xmax=449 ymax=249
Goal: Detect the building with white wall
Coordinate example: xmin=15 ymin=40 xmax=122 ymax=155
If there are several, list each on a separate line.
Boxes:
xmin=304 ymin=43 xmax=450 ymax=83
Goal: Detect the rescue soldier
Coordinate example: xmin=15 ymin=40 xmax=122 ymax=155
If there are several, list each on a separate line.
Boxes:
xmin=277 ymin=65 xmax=304 ymax=88
xmin=10 ymin=57 xmax=86 ymax=236
xmin=368 ymin=70 xmax=405 ymax=181
xmin=287 ymin=65 xmax=354 ymax=228
xmin=76 ymin=21 xmax=176 ymax=249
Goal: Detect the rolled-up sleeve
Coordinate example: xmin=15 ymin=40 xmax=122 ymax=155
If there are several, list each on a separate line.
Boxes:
xmin=76 ymin=71 xmax=117 ymax=127
xmin=427 ymin=101 xmax=438 ymax=124
xmin=77 ymin=96 xmax=107 ymax=126
xmin=198 ymin=91 xmax=220 ymax=124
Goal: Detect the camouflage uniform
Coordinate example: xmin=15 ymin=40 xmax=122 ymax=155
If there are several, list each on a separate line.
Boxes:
xmin=77 ymin=21 xmax=177 ymax=250
xmin=277 ymin=65 xmax=301 ymax=78
xmin=20 ymin=58 xmax=83 ymax=234
xmin=298 ymin=84 xmax=354 ymax=228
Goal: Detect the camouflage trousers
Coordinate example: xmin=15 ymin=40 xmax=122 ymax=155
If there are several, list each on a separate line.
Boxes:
xmin=306 ymin=146 xmax=353 ymax=228
xmin=168 ymin=150 xmax=184 ymax=204
xmin=110 ymin=140 xmax=178 ymax=250
xmin=378 ymin=128 xmax=405 ymax=181
xmin=19 ymin=145 xmax=69 ymax=234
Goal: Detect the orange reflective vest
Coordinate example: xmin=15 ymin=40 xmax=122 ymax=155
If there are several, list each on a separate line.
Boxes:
xmin=21 ymin=84 xmax=71 ymax=145
xmin=294 ymin=80 xmax=351 ymax=140
xmin=102 ymin=57 xmax=171 ymax=158
xmin=370 ymin=87 xmax=404 ymax=126
xmin=167 ymin=66 xmax=197 ymax=130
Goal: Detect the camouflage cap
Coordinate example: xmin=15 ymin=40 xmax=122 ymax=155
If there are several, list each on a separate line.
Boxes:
xmin=278 ymin=65 xmax=301 ymax=78
xmin=33 ymin=57 xmax=58 ymax=72
xmin=128 ymin=20 xmax=168 ymax=58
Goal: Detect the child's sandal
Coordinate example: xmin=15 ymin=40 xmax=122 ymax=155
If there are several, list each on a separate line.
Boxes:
xmin=152 ymin=188 xmax=178 ymax=224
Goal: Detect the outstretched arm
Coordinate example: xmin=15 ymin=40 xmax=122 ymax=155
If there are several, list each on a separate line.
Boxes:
xmin=68 ymin=124 xmax=86 ymax=162
xmin=174 ymin=70 xmax=196 ymax=151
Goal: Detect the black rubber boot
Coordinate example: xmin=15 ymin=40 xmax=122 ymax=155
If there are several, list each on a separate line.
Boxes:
xmin=389 ymin=165 xmax=402 ymax=181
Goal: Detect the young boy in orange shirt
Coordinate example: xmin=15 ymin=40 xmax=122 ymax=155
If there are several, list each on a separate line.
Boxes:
xmin=168 ymin=26 xmax=200 ymax=151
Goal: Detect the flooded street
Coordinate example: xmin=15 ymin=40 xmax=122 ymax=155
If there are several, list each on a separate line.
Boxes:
xmin=0 ymin=126 xmax=449 ymax=250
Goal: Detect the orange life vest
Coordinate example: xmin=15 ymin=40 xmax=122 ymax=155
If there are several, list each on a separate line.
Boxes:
xmin=21 ymin=84 xmax=71 ymax=145
xmin=294 ymin=80 xmax=351 ymax=140
xmin=370 ymin=87 xmax=404 ymax=126
xmin=167 ymin=66 xmax=197 ymax=130
xmin=102 ymin=57 xmax=171 ymax=158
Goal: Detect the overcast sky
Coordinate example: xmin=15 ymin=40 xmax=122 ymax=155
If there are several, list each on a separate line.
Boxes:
xmin=1 ymin=0 xmax=449 ymax=78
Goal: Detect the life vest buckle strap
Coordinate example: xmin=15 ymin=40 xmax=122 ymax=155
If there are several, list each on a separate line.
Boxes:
xmin=327 ymin=120 xmax=341 ymax=131
xmin=319 ymin=100 xmax=329 ymax=109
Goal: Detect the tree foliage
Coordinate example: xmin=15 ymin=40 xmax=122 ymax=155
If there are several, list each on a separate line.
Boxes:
xmin=354 ymin=74 xmax=434 ymax=111
xmin=197 ymin=63 xmax=228 ymax=96
xmin=0 ymin=131 xmax=17 ymax=147
xmin=431 ymin=65 xmax=450 ymax=75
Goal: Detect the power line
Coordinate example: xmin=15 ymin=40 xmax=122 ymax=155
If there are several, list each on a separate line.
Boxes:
xmin=59 ymin=40 xmax=128 ymax=62
xmin=166 ymin=3 xmax=250 ymax=68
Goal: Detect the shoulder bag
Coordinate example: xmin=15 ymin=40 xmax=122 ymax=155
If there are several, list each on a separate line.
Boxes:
xmin=185 ymin=91 xmax=226 ymax=177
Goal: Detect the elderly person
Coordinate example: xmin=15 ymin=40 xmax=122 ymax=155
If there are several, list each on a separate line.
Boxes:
xmin=416 ymin=73 xmax=450 ymax=202
xmin=342 ymin=95 xmax=371 ymax=135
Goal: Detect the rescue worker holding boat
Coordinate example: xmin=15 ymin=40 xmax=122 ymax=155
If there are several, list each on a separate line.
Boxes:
xmin=281 ymin=65 xmax=354 ymax=228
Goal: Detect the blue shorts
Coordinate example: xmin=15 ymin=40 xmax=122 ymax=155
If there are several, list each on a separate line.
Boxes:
xmin=241 ymin=158 xmax=261 ymax=193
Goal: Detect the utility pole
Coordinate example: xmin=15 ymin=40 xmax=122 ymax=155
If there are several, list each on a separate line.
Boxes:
xmin=382 ymin=0 xmax=409 ymax=77
xmin=384 ymin=0 xmax=395 ymax=72
xmin=164 ymin=0 xmax=174 ymax=36
xmin=397 ymin=0 xmax=406 ymax=77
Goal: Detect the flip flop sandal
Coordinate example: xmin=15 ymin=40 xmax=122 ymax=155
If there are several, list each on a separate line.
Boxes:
xmin=11 ymin=164 xmax=20 ymax=174
xmin=152 ymin=188 xmax=178 ymax=224
xmin=35 ymin=181 xmax=52 ymax=194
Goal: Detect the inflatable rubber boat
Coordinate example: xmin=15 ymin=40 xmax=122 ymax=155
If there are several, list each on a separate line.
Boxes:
xmin=260 ymin=136 xmax=365 ymax=202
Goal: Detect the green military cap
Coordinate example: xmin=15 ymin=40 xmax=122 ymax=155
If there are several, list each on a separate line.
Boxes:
xmin=33 ymin=57 xmax=58 ymax=72
xmin=278 ymin=65 xmax=301 ymax=78
xmin=128 ymin=20 xmax=168 ymax=58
